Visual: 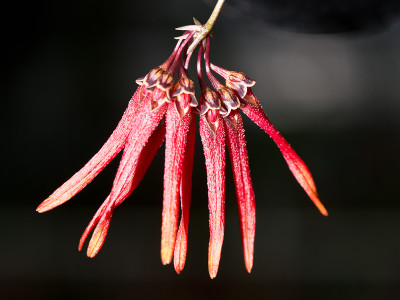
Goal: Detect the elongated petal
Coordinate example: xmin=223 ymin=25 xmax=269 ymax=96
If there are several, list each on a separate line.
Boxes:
xmin=78 ymin=123 xmax=166 ymax=254
xmin=114 ymin=121 xmax=166 ymax=206
xmin=37 ymin=86 xmax=147 ymax=213
xmin=174 ymin=116 xmax=196 ymax=274
xmin=161 ymin=105 xmax=192 ymax=265
xmin=199 ymin=114 xmax=226 ymax=279
xmin=224 ymin=112 xmax=256 ymax=273
xmin=241 ymin=89 xmax=328 ymax=216
xmin=107 ymin=100 xmax=167 ymax=208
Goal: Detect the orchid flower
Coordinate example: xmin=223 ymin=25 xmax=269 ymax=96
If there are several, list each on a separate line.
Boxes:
xmin=37 ymin=0 xmax=327 ymax=279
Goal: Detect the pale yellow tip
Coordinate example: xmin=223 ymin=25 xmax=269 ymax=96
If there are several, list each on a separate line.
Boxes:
xmin=208 ymin=256 xmax=220 ymax=279
xmin=315 ymin=200 xmax=329 ymax=216
xmin=245 ymin=261 xmax=253 ymax=274
xmin=209 ymin=268 xmax=217 ymax=279
xmin=161 ymin=248 xmax=173 ymax=265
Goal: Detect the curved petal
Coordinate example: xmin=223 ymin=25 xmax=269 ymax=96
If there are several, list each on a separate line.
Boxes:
xmin=107 ymin=100 xmax=167 ymax=207
xmin=161 ymin=105 xmax=193 ymax=265
xmin=224 ymin=112 xmax=256 ymax=273
xmin=37 ymin=86 xmax=147 ymax=212
xmin=173 ymin=116 xmax=196 ymax=274
xmin=241 ymin=89 xmax=328 ymax=216
xmin=78 ymin=122 xmax=167 ymax=256
xmin=199 ymin=114 xmax=226 ymax=279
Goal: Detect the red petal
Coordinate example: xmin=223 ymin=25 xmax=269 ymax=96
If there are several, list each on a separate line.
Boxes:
xmin=199 ymin=114 xmax=226 ymax=279
xmin=224 ymin=112 xmax=256 ymax=273
xmin=115 ymin=121 xmax=166 ymax=206
xmin=37 ymin=86 xmax=147 ymax=213
xmin=173 ymin=116 xmax=196 ymax=274
xmin=161 ymin=105 xmax=193 ymax=265
xmin=78 ymin=122 xmax=166 ymax=255
xmin=107 ymin=100 xmax=167 ymax=207
xmin=241 ymin=89 xmax=328 ymax=216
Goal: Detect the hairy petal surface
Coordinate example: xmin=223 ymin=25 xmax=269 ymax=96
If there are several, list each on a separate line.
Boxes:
xmin=79 ymin=122 xmax=167 ymax=257
xmin=224 ymin=112 xmax=256 ymax=273
xmin=161 ymin=105 xmax=193 ymax=265
xmin=241 ymin=89 xmax=328 ymax=216
xmin=174 ymin=117 xmax=196 ymax=274
xmin=107 ymin=99 xmax=167 ymax=208
xmin=37 ymin=86 xmax=147 ymax=212
xmin=199 ymin=114 xmax=226 ymax=279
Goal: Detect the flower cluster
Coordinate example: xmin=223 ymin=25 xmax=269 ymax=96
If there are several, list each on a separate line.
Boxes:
xmin=37 ymin=26 xmax=327 ymax=278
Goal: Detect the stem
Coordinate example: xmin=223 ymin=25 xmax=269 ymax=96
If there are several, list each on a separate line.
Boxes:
xmin=167 ymin=31 xmax=195 ymax=74
xmin=187 ymin=0 xmax=226 ymax=54
xmin=160 ymin=38 xmax=184 ymax=70
xmin=205 ymin=0 xmax=226 ymax=32
xmin=204 ymin=37 xmax=222 ymax=90
xmin=184 ymin=49 xmax=194 ymax=70
xmin=197 ymin=44 xmax=207 ymax=90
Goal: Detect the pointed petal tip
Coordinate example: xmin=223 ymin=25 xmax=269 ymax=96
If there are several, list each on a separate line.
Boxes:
xmin=308 ymin=190 xmax=328 ymax=217
xmin=85 ymin=217 xmax=111 ymax=259
xmin=160 ymin=234 xmax=176 ymax=266
xmin=87 ymin=251 xmax=97 ymax=259
xmin=161 ymin=248 xmax=173 ymax=266
xmin=37 ymin=194 xmax=72 ymax=213
xmin=319 ymin=205 xmax=329 ymax=217
xmin=243 ymin=251 xmax=254 ymax=275
xmin=173 ymin=249 xmax=187 ymax=274
xmin=173 ymin=237 xmax=188 ymax=276
xmin=86 ymin=247 xmax=99 ymax=259
xmin=174 ymin=263 xmax=183 ymax=274
xmin=78 ymin=235 xmax=86 ymax=252
xmin=314 ymin=195 xmax=328 ymax=216
xmin=308 ymin=192 xmax=328 ymax=216
xmin=36 ymin=198 xmax=55 ymax=213
xmin=245 ymin=261 xmax=253 ymax=274
xmin=208 ymin=248 xmax=222 ymax=279
xmin=208 ymin=267 xmax=218 ymax=279
xmin=86 ymin=239 xmax=101 ymax=258
xmin=86 ymin=237 xmax=104 ymax=258
xmin=36 ymin=205 xmax=51 ymax=213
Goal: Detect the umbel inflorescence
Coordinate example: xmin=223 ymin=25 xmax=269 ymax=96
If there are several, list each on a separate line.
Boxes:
xmin=37 ymin=11 xmax=328 ymax=279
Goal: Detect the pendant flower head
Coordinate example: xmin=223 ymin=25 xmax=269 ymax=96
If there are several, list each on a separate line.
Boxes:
xmin=37 ymin=20 xmax=327 ymax=279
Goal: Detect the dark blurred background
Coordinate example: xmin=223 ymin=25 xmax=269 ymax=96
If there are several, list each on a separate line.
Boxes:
xmin=3 ymin=0 xmax=400 ymax=299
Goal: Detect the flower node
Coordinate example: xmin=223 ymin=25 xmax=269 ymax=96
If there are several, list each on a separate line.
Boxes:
xmin=199 ymin=88 xmax=220 ymax=115
xmin=217 ymin=86 xmax=241 ymax=117
xmin=172 ymin=77 xmax=198 ymax=119
xmin=142 ymin=67 xmax=165 ymax=89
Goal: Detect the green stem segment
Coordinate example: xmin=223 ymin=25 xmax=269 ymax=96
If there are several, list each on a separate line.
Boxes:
xmin=186 ymin=0 xmax=226 ymax=54
xmin=205 ymin=0 xmax=225 ymax=33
